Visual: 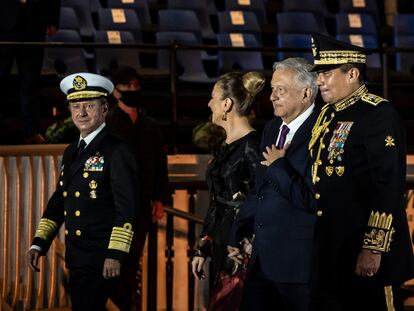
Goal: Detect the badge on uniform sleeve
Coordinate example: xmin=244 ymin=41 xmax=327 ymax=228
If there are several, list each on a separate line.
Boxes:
xmin=84 ymin=153 xmax=104 ymax=171
xmin=327 ymin=122 xmax=353 ymax=163
xmin=385 ymin=135 xmax=395 ymax=147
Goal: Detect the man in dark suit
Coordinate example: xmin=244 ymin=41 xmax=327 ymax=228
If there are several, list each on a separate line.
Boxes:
xmin=228 ymin=57 xmax=319 ymax=311
xmin=308 ymin=34 xmax=414 ymax=311
xmin=0 ymin=0 xmax=60 ymax=143
xmin=27 ymin=72 xmax=138 ymax=310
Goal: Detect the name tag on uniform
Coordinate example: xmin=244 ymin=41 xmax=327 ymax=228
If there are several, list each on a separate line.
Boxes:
xmin=84 ymin=154 xmax=104 ymax=171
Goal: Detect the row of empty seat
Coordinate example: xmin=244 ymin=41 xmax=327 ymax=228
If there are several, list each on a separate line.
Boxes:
xmin=38 ymin=0 xmax=414 ymax=82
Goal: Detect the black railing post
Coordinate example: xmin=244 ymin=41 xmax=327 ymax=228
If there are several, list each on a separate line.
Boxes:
xmin=165 ymin=211 xmax=175 ymax=311
xmin=147 ymin=221 xmax=158 ymax=311
xmin=169 ymin=41 xmax=178 ymax=154
xmin=187 ymin=190 xmax=197 ymax=311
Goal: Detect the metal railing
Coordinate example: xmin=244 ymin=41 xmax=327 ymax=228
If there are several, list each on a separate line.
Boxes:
xmin=0 ymin=145 xmax=208 ymax=311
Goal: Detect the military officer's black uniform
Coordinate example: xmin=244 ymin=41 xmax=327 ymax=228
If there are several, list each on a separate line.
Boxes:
xmin=31 ymin=73 xmax=138 ymax=310
xmin=308 ymin=34 xmax=414 ymax=311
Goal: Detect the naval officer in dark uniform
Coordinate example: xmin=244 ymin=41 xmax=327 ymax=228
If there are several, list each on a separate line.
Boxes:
xmin=308 ymin=34 xmax=414 ymax=311
xmin=27 ymin=72 xmax=138 ymax=310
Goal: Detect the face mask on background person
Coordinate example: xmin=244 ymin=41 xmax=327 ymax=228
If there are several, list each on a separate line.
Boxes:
xmin=119 ymin=90 xmax=142 ymax=107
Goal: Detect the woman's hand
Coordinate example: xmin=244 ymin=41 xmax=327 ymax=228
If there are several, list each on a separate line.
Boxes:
xmin=191 ymin=256 xmax=206 ymax=279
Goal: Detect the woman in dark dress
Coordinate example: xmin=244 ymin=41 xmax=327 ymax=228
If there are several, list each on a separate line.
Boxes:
xmin=191 ymin=71 xmax=265 ymax=310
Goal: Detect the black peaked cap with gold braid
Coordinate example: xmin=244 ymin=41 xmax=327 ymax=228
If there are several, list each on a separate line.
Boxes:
xmin=60 ymin=72 xmax=114 ymax=101
xmin=310 ymin=34 xmax=368 ymax=72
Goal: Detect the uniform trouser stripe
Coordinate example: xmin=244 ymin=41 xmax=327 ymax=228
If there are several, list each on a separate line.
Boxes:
xmin=384 ymin=286 xmax=396 ymax=311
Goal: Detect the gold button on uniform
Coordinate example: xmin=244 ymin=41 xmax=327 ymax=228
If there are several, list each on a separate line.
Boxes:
xmin=315 ymin=176 xmax=320 ymax=182
xmin=75 ymin=210 xmax=81 ymax=216
xmin=315 ymin=193 xmax=321 ymax=199
xmin=63 ymin=191 xmax=68 ymax=197
xmin=59 ymin=181 xmax=63 ymax=186
xmin=83 ymin=172 xmax=89 ymax=178
xmin=75 ymin=191 xmax=80 ymax=198
xmin=64 ymin=211 xmax=67 ymax=216
xmin=75 ymin=230 xmax=81 ymax=236
xmin=61 ymin=171 xmax=64 ymax=176
xmin=317 ymin=210 xmax=323 ymax=217
xmin=65 ymin=229 xmax=68 ymax=235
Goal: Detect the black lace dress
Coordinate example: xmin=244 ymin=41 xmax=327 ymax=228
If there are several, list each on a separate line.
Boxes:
xmin=200 ymin=130 xmax=260 ymax=290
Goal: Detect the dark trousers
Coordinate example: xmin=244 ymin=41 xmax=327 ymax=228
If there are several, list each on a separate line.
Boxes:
xmin=240 ymin=258 xmax=310 ymax=311
xmin=69 ymin=266 xmax=119 ymax=311
xmin=311 ymin=278 xmax=403 ymax=311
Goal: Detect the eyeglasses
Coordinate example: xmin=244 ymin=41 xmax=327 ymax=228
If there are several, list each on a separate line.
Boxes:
xmin=69 ymin=102 xmax=100 ymax=112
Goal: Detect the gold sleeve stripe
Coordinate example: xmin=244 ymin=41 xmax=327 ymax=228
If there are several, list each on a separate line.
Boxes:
xmin=363 ymin=211 xmax=395 ymax=252
xmin=108 ymin=223 xmax=134 ymax=253
xmin=384 ymin=286 xmax=396 ymax=311
xmin=34 ymin=218 xmax=59 ymax=241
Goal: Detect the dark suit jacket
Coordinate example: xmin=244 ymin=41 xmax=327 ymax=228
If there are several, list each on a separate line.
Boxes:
xmin=233 ymin=108 xmax=318 ymax=284
xmin=32 ymin=127 xmax=138 ymax=269
xmin=0 ymin=0 xmax=60 ymax=35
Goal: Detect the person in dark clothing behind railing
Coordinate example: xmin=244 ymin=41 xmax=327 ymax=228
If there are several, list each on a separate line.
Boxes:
xmin=0 ymin=0 xmax=60 ymax=143
xmin=105 ymin=66 xmax=169 ymax=311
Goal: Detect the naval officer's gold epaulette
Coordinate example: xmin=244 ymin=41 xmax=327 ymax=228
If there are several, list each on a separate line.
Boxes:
xmin=361 ymin=93 xmax=388 ymax=106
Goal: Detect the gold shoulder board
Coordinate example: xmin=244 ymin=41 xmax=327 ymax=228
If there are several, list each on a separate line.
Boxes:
xmin=361 ymin=93 xmax=387 ymax=106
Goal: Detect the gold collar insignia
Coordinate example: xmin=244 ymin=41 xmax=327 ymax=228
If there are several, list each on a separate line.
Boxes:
xmin=333 ymin=84 xmax=368 ymax=112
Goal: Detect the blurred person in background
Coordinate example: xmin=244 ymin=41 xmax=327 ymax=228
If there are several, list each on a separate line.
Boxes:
xmin=106 ymin=66 xmax=169 ymax=311
xmin=0 ymin=0 xmax=60 ymax=143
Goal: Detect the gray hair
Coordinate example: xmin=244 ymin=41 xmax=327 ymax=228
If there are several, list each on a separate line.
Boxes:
xmin=272 ymin=58 xmax=318 ymax=102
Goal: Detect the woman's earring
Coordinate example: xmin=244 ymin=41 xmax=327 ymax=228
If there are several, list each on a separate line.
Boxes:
xmin=221 ymin=111 xmax=227 ymax=121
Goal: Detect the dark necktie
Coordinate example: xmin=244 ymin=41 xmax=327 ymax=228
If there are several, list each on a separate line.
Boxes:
xmin=276 ymin=125 xmax=290 ymax=149
xmin=76 ymin=139 xmax=86 ymax=159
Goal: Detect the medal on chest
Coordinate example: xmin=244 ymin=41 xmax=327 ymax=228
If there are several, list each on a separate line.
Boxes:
xmin=325 ymin=122 xmax=353 ymax=177
xmin=327 ymin=122 xmax=353 ymax=163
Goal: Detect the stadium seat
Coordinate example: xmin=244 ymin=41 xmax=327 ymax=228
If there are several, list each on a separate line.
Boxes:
xmin=394 ymin=14 xmax=414 ymax=36
xmin=43 ymin=30 xmax=88 ymax=76
xmin=217 ymin=33 xmax=264 ymax=73
xmin=282 ymin=0 xmax=332 ymax=18
xmin=107 ymin=0 xmax=152 ymax=27
xmin=218 ymin=11 xmax=262 ymax=44
xmin=167 ymin=0 xmax=216 ymax=40
xmin=94 ymin=30 xmax=141 ymax=75
xmin=158 ymin=10 xmax=202 ymax=42
xmin=224 ymin=0 xmax=267 ymax=25
xmin=61 ymin=0 xmax=95 ymax=38
xmin=59 ymin=7 xmax=80 ymax=32
xmin=335 ymin=13 xmax=377 ymax=36
xmin=337 ymin=34 xmax=381 ymax=69
xmin=338 ymin=0 xmax=380 ymax=25
xmin=276 ymin=12 xmax=327 ymax=35
xmin=97 ymin=8 xmax=142 ymax=42
xmin=277 ymin=33 xmax=313 ymax=62
xmin=156 ymin=31 xmax=217 ymax=83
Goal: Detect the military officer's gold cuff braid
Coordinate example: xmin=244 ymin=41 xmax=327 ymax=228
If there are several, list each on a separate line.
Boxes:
xmin=34 ymin=218 xmax=59 ymax=241
xmin=363 ymin=211 xmax=395 ymax=252
xmin=108 ymin=222 xmax=134 ymax=253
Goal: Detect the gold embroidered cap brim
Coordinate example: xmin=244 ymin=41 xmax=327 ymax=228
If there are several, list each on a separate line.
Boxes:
xmin=67 ymin=90 xmax=108 ymax=101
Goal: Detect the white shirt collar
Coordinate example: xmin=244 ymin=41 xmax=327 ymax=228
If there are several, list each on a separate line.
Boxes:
xmin=78 ymin=122 xmax=106 ymax=147
xmin=276 ymin=103 xmax=315 ymax=146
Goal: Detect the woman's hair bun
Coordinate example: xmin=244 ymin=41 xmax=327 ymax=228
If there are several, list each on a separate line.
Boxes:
xmin=242 ymin=71 xmax=266 ymax=96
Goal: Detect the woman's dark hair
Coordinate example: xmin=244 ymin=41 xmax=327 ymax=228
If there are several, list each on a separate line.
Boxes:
xmin=216 ymin=71 xmax=265 ymax=116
